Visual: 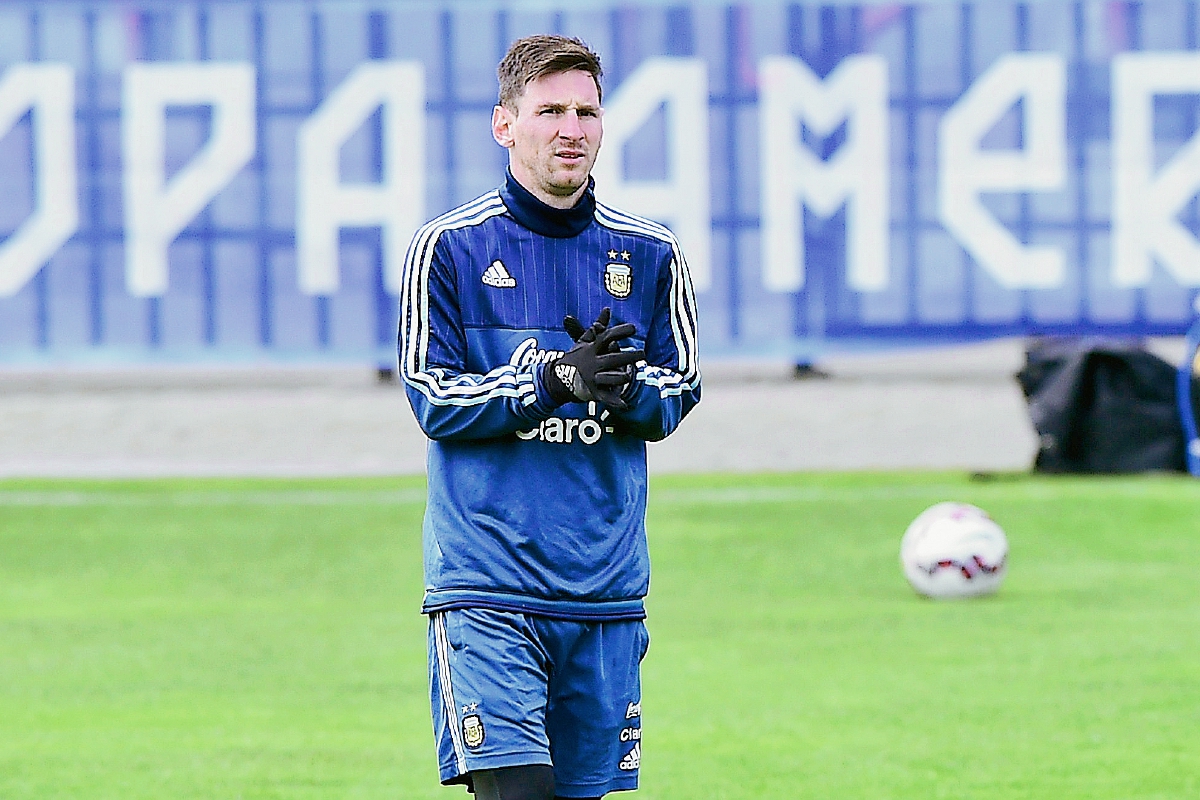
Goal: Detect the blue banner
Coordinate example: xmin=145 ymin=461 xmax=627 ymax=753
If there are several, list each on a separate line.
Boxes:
xmin=2 ymin=0 xmax=1200 ymax=364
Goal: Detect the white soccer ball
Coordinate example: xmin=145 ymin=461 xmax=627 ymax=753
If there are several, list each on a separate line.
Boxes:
xmin=900 ymin=502 xmax=1008 ymax=599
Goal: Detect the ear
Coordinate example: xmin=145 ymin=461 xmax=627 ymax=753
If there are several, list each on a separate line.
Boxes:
xmin=492 ymin=105 xmax=515 ymax=149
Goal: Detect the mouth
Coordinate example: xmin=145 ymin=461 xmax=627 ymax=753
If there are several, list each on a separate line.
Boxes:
xmin=554 ymin=150 xmax=586 ymax=165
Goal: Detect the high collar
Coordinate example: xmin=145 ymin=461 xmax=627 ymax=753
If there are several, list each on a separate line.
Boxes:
xmin=501 ymin=168 xmax=595 ymax=238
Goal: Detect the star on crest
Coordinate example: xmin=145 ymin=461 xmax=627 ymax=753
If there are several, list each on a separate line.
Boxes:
xmin=620 ymin=250 xmax=631 ymax=261
xmin=607 ymin=249 xmax=618 ymax=259
xmin=461 ymin=702 xmax=479 ymax=713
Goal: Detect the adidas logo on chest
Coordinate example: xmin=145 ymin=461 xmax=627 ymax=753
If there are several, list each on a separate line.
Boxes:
xmin=482 ymin=260 xmax=517 ymax=288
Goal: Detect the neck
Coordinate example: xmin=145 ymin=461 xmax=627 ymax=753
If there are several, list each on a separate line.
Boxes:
xmin=501 ymin=168 xmax=595 ymax=239
xmin=510 ymin=167 xmax=586 ymax=209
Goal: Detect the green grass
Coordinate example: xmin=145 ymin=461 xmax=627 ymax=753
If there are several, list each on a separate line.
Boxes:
xmin=0 ymin=473 xmax=1197 ymax=798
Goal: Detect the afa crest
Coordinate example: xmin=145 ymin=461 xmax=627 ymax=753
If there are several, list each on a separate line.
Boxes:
xmin=462 ymin=714 xmax=485 ymax=749
xmin=604 ymin=263 xmax=632 ymax=299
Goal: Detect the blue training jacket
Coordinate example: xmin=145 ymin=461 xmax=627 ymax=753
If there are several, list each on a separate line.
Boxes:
xmin=399 ymin=170 xmax=701 ymax=621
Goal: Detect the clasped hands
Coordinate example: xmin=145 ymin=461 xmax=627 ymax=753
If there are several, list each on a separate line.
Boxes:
xmin=541 ymin=307 xmax=644 ymax=411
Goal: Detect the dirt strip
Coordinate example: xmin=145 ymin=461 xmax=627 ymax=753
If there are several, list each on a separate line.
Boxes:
xmin=1 ymin=338 xmax=1145 ymax=478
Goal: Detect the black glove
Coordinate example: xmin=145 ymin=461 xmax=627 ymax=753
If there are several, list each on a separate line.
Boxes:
xmin=561 ymin=307 xmax=639 ymax=409
xmin=563 ymin=309 xmax=610 ymax=345
xmin=542 ymin=308 xmax=644 ymax=411
xmin=562 ymin=308 xmax=640 ymax=409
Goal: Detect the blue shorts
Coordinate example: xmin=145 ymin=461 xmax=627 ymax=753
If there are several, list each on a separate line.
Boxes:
xmin=428 ymin=608 xmax=649 ymax=797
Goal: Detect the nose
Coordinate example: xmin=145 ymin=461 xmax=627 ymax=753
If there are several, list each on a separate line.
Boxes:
xmin=559 ymin=109 xmax=585 ymax=140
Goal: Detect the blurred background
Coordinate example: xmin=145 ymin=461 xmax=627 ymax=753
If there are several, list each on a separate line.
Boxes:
xmin=2 ymin=0 xmax=1199 ymax=475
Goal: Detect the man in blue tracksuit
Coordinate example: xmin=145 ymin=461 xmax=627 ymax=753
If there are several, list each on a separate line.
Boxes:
xmin=399 ymin=34 xmax=700 ymax=800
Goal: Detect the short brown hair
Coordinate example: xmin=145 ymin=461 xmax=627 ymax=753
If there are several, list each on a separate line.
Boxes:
xmin=497 ymin=35 xmax=603 ymax=109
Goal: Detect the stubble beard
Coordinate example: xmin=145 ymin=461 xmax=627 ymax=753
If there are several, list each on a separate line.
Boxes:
xmin=545 ymin=171 xmax=586 ymax=198
xmin=538 ymin=156 xmax=592 ymax=201
xmin=511 ymin=139 xmax=596 ymax=206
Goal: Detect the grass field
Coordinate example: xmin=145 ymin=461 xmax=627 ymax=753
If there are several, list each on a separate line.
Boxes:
xmin=1 ymin=472 xmax=1197 ymax=799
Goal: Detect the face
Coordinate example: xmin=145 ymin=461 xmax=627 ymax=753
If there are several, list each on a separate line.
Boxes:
xmin=492 ymin=69 xmax=603 ymax=209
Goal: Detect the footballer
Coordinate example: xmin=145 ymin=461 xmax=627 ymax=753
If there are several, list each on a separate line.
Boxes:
xmin=398 ymin=34 xmax=700 ymax=800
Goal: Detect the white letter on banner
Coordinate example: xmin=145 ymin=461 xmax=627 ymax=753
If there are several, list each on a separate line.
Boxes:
xmin=297 ymin=62 xmax=425 ymax=296
xmin=591 ymin=58 xmax=711 ymax=291
xmin=938 ymin=54 xmax=1066 ymax=289
xmin=758 ymin=55 xmax=888 ymax=293
xmin=123 ymin=63 xmax=255 ymax=297
xmin=1113 ymin=53 xmax=1200 ymax=287
xmin=0 ymin=64 xmax=78 ymax=297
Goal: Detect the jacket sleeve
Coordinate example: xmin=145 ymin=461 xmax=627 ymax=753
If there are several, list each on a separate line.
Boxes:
xmin=398 ymin=225 xmax=560 ymax=441
xmin=612 ymin=242 xmax=702 ymax=441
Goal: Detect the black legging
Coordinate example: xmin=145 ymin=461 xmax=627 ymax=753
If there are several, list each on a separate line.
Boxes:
xmin=469 ymin=765 xmax=601 ymax=800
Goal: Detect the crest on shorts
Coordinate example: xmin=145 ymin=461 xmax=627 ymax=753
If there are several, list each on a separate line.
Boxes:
xmin=604 ymin=263 xmax=632 ymax=299
xmin=462 ymin=714 xmax=485 ymax=749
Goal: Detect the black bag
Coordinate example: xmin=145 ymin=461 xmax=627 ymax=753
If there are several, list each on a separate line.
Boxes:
xmin=1016 ymin=338 xmax=1200 ymax=473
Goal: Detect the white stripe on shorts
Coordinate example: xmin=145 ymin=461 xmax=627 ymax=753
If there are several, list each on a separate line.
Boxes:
xmin=433 ymin=612 xmax=467 ymax=774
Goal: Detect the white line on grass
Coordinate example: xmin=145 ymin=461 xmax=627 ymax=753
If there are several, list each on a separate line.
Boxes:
xmin=650 ymin=480 xmax=1200 ymax=505
xmin=0 ymin=479 xmax=1195 ymax=507
xmin=0 ymin=488 xmax=429 ymax=507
